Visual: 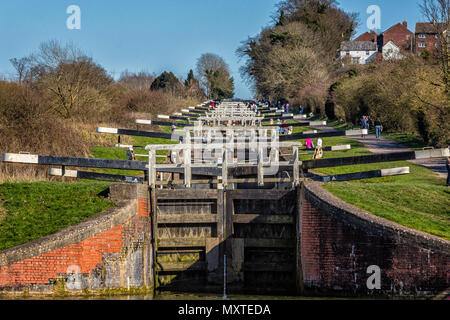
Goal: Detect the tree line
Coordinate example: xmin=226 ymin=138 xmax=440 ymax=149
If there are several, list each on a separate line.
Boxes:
xmin=238 ymin=0 xmax=449 ymax=147
xmin=0 ymin=40 xmax=234 ymax=180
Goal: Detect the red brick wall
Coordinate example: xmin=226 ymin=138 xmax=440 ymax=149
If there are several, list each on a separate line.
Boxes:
xmin=415 ymin=34 xmax=439 ymax=54
xmin=382 ymin=23 xmax=414 ymax=49
xmin=0 ymin=193 xmax=150 ymax=290
xmin=0 ymin=225 xmax=123 ymax=287
xmin=301 ymin=185 xmax=450 ymax=294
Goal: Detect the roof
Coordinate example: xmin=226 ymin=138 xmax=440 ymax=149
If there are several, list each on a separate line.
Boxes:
xmin=416 ymin=22 xmax=444 ymax=34
xmin=354 ymin=31 xmax=377 ymax=42
xmin=383 ymin=22 xmax=413 ymax=35
xmin=383 ymin=40 xmax=400 ymax=49
xmin=340 ymin=41 xmax=377 ymax=51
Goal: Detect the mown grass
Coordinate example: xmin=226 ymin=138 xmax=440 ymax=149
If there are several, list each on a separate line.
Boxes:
xmin=0 ymin=181 xmax=114 ymax=251
xmin=317 ymin=160 xmax=450 ymax=240
xmin=90 ymin=125 xmax=179 ymax=176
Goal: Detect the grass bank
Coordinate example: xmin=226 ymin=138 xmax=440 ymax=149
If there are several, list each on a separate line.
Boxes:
xmin=0 ymin=181 xmax=113 ymax=251
xmin=316 ymin=158 xmax=449 ymax=240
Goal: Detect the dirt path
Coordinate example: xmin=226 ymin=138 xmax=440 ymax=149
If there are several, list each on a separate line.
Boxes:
xmin=308 ymin=122 xmax=448 ymax=179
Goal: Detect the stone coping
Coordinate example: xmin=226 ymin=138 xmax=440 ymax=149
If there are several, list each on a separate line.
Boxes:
xmin=303 ymin=181 xmax=450 ymax=254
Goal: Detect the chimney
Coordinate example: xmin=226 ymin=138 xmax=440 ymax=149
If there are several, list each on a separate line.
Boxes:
xmin=403 ymin=21 xmax=407 ymax=28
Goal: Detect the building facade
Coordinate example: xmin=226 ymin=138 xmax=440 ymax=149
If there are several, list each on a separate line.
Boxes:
xmin=338 ymin=41 xmax=378 ymax=65
xmin=415 ymin=22 xmax=442 ymax=55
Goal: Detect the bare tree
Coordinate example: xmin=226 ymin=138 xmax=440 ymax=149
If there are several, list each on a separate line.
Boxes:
xmin=118 ymin=71 xmax=154 ymax=91
xmin=420 ymin=0 xmax=450 ymax=95
xmin=196 ymin=53 xmax=229 ymax=98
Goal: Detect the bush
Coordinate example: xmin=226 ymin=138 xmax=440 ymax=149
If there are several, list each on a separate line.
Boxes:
xmin=333 ymin=57 xmax=449 ymax=147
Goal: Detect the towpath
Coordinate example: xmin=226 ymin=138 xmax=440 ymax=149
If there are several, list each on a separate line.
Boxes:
xmin=303 ymin=120 xmax=448 ymax=179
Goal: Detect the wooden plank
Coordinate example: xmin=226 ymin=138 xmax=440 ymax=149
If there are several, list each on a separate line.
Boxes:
xmin=296 ymin=186 xmax=304 ymax=295
xmin=229 ymin=148 xmax=449 ymax=175
xmin=157 ymin=214 xmax=218 ymax=224
xmin=321 ymin=167 xmax=410 ymax=182
xmin=158 ymin=238 xmax=207 ymax=248
xmin=150 ymin=188 xmax=158 ymax=289
xmin=2 ymin=154 xmax=148 ymax=170
xmin=302 ymin=152 xmax=417 ymax=170
xmin=231 ymin=189 xmax=293 ymax=200
xmin=233 ymin=214 xmax=293 ymax=224
xmin=244 ymin=238 xmax=295 ymax=248
xmin=97 ymin=127 xmax=175 ymax=140
xmin=156 ymin=261 xmax=206 ymax=272
xmin=279 ymin=129 xmax=366 ymax=141
xmin=48 ymin=168 xmax=145 ymax=183
xmin=154 ymin=177 xmax=294 ymax=185
xmin=155 ymin=189 xmax=219 ymax=199
xmin=135 ymin=119 xmax=191 ymax=127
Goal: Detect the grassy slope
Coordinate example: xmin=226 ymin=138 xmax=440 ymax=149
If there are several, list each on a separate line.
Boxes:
xmin=0 ymin=181 xmax=113 ymax=251
xmin=0 ymin=124 xmax=180 ymax=251
xmin=310 ymin=119 xmax=449 ymax=240
xmin=91 ymin=125 xmax=178 ymax=176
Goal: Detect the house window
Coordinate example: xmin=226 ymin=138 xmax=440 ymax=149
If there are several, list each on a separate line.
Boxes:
xmin=418 ymin=34 xmax=426 ymax=38
xmin=418 ymin=43 xmax=427 ymax=48
xmin=352 ymin=57 xmax=360 ymax=64
xmin=435 ymin=34 xmax=439 ymax=38
xmin=346 ymin=51 xmax=350 ymax=56
xmin=366 ymin=51 xmax=370 ymax=55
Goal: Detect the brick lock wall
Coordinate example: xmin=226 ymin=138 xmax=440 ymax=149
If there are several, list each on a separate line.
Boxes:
xmin=0 ymin=185 xmax=152 ymax=292
xmin=300 ymin=183 xmax=450 ymax=294
xmin=0 ymin=225 xmax=123 ymax=287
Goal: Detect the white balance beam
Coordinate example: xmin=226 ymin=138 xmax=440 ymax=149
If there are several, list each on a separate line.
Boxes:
xmin=96 ymin=127 xmax=119 ymax=134
xmin=135 ymin=119 xmax=152 ymax=125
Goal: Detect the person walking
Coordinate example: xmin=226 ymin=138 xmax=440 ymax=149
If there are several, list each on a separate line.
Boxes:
xmin=365 ymin=115 xmax=371 ymax=132
xmin=313 ymin=137 xmax=323 ymax=159
xmin=360 ymin=116 xmax=366 ymax=138
xmin=305 ymin=138 xmax=314 ymax=150
xmin=300 ymin=105 xmax=304 ymax=115
xmin=446 ymin=153 xmax=450 ymax=187
xmin=286 ymin=103 xmax=290 ymax=113
xmin=374 ymin=118 xmax=383 ymax=139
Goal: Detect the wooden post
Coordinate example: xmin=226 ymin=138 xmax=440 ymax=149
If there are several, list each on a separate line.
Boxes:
xmin=150 ymin=187 xmax=158 ymax=292
xmin=293 ymin=147 xmax=300 ymax=187
xmin=148 ymin=150 xmax=156 ymax=189
xmin=184 ymin=130 xmax=191 ymax=188
xmin=296 ymin=184 xmax=304 ymax=295
xmin=258 ymin=146 xmax=264 ymax=187
xmin=222 ymin=148 xmax=228 ymax=188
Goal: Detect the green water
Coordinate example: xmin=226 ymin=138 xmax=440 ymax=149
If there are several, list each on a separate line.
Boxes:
xmin=0 ymin=292 xmax=369 ymax=300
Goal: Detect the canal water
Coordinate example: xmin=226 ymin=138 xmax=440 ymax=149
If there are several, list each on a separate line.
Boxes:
xmin=0 ymin=291 xmax=370 ymax=300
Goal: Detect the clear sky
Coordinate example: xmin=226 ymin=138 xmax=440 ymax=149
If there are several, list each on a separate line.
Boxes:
xmin=0 ymin=0 xmax=426 ymax=99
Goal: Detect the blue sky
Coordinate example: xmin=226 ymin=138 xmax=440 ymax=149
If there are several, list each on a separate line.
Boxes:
xmin=0 ymin=0 xmax=426 ymax=99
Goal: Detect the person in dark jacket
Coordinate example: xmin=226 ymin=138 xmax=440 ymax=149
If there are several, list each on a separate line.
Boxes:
xmin=375 ymin=118 xmax=383 ymax=139
xmin=446 ymin=153 xmax=450 ymax=187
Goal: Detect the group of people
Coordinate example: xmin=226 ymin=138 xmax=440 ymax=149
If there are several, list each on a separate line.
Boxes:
xmin=265 ymin=100 xmax=290 ymax=113
xmin=361 ymin=115 xmax=383 ymax=139
xmin=305 ymin=137 xmax=323 ymax=159
xmin=275 ymin=119 xmax=292 ymax=135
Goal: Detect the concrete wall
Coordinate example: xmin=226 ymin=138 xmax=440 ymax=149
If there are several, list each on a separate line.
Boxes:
xmin=300 ymin=182 xmax=450 ymax=296
xmin=0 ymin=184 xmax=153 ymax=295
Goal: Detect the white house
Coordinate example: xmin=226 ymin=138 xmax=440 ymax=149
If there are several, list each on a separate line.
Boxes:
xmin=382 ymin=41 xmax=403 ymax=60
xmin=338 ymin=41 xmax=378 ymax=65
